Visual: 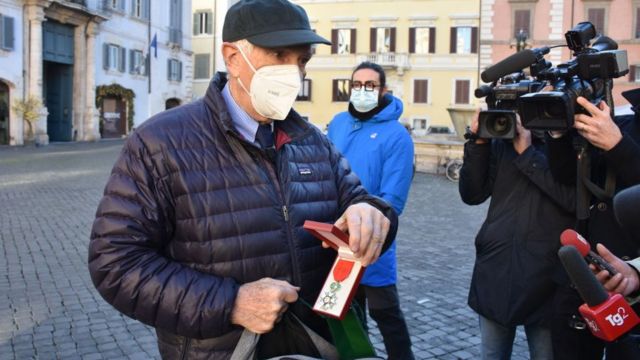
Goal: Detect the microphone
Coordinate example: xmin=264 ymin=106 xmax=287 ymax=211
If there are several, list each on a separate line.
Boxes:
xmin=560 ymin=229 xmax=618 ymax=276
xmin=480 ymin=47 xmax=550 ymax=83
xmin=558 ymin=246 xmax=640 ymax=342
xmin=613 ymin=184 xmax=640 ymax=241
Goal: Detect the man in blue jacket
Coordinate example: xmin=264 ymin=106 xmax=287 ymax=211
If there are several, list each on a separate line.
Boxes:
xmin=327 ymin=62 xmax=415 ymax=360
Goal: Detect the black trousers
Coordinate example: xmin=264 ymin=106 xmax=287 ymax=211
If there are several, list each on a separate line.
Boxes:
xmin=355 ymin=285 xmax=415 ymax=360
xmin=552 ymin=285 xmax=640 ymax=360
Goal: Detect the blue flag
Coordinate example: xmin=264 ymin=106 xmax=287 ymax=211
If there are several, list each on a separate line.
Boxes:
xmin=150 ymin=33 xmax=157 ymax=58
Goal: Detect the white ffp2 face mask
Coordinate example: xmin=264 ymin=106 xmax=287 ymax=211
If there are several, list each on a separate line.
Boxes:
xmin=236 ymin=46 xmax=302 ymax=121
xmin=350 ymin=88 xmax=379 ymax=113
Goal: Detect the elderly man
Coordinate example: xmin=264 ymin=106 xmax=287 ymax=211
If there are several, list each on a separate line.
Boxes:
xmin=88 ymin=0 xmax=397 ymax=358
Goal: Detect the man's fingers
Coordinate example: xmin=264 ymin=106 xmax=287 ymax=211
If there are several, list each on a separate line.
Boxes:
xmin=603 ymin=273 xmax=624 ymax=291
xmin=346 ymin=212 xmax=363 ymax=253
xmin=595 ymin=243 xmax=618 ymax=265
xmin=577 ymin=96 xmax=600 ymax=116
xmin=280 ymin=285 xmax=299 ymax=303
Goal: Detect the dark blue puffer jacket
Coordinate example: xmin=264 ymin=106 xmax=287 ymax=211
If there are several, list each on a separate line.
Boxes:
xmin=88 ymin=73 xmax=397 ymax=359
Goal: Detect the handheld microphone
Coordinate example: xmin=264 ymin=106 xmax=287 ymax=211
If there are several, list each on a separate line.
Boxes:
xmin=480 ymin=47 xmax=550 ymax=83
xmin=613 ymin=184 xmax=640 ymax=242
xmin=558 ymin=246 xmax=640 ymax=342
xmin=560 ymin=229 xmax=618 ymax=276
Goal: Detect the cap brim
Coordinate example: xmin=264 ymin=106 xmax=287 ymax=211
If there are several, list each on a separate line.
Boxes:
xmin=247 ymin=29 xmax=331 ymax=48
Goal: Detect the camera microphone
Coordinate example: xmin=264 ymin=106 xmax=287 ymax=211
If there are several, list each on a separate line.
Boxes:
xmin=481 ymin=47 xmax=550 ymax=83
xmin=560 ymin=229 xmax=618 ymax=276
xmin=558 ymin=246 xmax=640 ymax=342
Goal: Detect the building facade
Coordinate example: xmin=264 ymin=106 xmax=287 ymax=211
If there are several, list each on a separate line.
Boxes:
xmin=190 ymin=0 xmax=233 ymax=98
xmin=290 ymin=0 xmax=481 ymax=135
xmin=481 ymin=0 xmax=640 ymax=108
xmin=0 ymin=0 xmax=192 ymax=146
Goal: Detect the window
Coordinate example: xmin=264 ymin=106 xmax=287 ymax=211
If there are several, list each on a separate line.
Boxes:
xmin=413 ymin=79 xmax=429 ymax=103
xmin=413 ymin=119 xmax=427 ymax=131
xmin=131 ymin=0 xmax=149 ymax=19
xmin=332 ymin=79 xmax=350 ymax=102
xmin=455 ymin=80 xmax=470 ymax=104
xmin=450 ymin=27 xmax=478 ymax=54
xmin=331 ymin=29 xmax=355 ymax=54
xmin=409 ymin=27 xmax=435 ymax=54
xmin=194 ymin=54 xmax=210 ymax=79
xmin=370 ymin=27 xmax=396 ymax=53
xmin=513 ymin=9 xmax=531 ymax=38
xmin=129 ymin=49 xmax=145 ymax=75
xmin=111 ymin=0 xmax=126 ymax=12
xmin=630 ymin=65 xmax=640 ymax=82
xmin=193 ymin=11 xmax=213 ymax=35
xmin=168 ymin=59 xmax=182 ymax=81
xmin=587 ymin=8 xmax=606 ymax=35
xmin=297 ymin=79 xmax=312 ymax=101
xmin=636 ymin=7 xmax=640 ymax=38
xmin=103 ymin=44 xmax=126 ymax=72
xmin=169 ymin=0 xmax=183 ymax=46
xmin=0 ymin=15 xmax=15 ymax=51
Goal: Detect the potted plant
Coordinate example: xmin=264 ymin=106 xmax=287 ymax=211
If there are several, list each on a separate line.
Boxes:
xmin=12 ymin=96 xmax=43 ymax=145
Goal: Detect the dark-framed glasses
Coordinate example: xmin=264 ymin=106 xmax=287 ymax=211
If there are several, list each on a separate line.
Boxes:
xmin=351 ymin=81 xmax=380 ymax=91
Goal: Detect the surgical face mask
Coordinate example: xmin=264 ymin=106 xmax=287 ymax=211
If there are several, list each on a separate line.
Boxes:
xmin=350 ymin=88 xmax=379 ymax=113
xmin=235 ymin=46 xmax=302 ymax=120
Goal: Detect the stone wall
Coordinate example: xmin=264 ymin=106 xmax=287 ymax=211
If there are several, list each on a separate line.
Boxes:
xmin=413 ymin=135 xmax=464 ymax=175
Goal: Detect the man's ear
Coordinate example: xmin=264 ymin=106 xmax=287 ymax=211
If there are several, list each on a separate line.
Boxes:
xmin=222 ymin=42 xmax=241 ymax=78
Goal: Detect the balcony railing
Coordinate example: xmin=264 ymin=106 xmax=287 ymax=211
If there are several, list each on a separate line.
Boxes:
xmin=357 ymin=53 xmax=409 ymax=69
xmin=65 ymin=0 xmax=87 ymax=6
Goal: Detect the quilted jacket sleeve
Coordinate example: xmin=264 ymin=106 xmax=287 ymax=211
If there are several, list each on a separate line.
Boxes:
xmin=325 ymin=136 xmax=398 ymax=253
xmin=88 ymin=133 xmax=239 ymax=339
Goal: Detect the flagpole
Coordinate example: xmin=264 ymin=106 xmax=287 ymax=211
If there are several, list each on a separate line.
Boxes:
xmin=147 ymin=1 xmax=151 ymax=94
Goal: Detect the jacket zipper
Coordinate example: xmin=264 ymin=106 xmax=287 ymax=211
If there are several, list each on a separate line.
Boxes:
xmin=260 ymin=153 xmax=302 ymax=287
xmin=179 ymin=337 xmax=191 ymax=360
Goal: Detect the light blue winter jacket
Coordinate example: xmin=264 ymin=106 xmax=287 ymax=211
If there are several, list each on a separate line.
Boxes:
xmin=327 ymin=94 xmax=414 ymax=286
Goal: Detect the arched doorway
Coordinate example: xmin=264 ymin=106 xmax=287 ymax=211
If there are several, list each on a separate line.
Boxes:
xmin=96 ymin=84 xmax=134 ymax=139
xmin=165 ymin=98 xmax=181 ymax=110
xmin=0 ymin=82 xmax=9 ymax=145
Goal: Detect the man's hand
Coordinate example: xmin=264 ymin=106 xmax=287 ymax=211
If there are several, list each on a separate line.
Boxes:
xmin=593 ymin=244 xmax=640 ymax=296
xmin=574 ymin=97 xmax=623 ymax=151
xmin=333 ymin=203 xmax=390 ymax=266
xmin=470 ymin=108 xmax=488 ymax=145
xmin=513 ymin=116 xmax=531 ymax=155
xmin=230 ymin=278 xmax=299 ymax=334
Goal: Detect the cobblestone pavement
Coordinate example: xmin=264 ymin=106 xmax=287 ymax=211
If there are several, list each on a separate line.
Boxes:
xmin=0 ymin=140 xmax=532 ymax=359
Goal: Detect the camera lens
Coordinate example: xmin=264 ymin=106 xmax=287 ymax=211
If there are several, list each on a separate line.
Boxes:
xmin=543 ymin=102 xmax=565 ymax=119
xmin=488 ymin=116 xmax=513 ymax=137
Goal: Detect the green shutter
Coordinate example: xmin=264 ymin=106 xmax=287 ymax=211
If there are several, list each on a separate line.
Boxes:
xmin=193 ymin=12 xmax=200 ymax=35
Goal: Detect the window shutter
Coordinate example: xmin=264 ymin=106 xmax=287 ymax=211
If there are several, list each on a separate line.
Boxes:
xmin=118 ymin=0 xmax=125 ymax=11
xmin=514 ymin=9 xmax=530 ymax=37
xmin=178 ymin=61 xmax=182 ymax=81
xmin=129 ymin=49 xmax=134 ymax=73
xmin=350 ymin=29 xmax=356 ymax=54
xmin=332 ymin=79 xmax=338 ymax=101
xmin=103 ymin=43 xmax=109 ymax=70
xmin=408 ymin=27 xmax=415 ymax=54
xmin=630 ymin=65 xmax=637 ymax=82
xmin=167 ymin=59 xmax=171 ymax=80
xmin=471 ymin=27 xmax=478 ymax=54
xmin=370 ymin=28 xmax=377 ymax=52
xmin=450 ymin=27 xmax=457 ymax=53
xmin=414 ymin=80 xmax=428 ymax=103
xmin=206 ymin=12 xmax=213 ymax=34
xmin=193 ymin=13 xmax=200 ymax=35
xmin=331 ymin=29 xmax=338 ymax=54
xmin=588 ymin=8 xmax=605 ymax=34
xmin=119 ymin=47 xmax=126 ymax=72
xmin=429 ymin=27 xmax=436 ymax=53
xmin=3 ymin=16 xmax=14 ymax=50
xmin=308 ymin=79 xmax=312 ymax=101
xmin=142 ymin=0 xmax=149 ymax=19
xmin=636 ymin=8 xmax=640 ymax=38
xmin=390 ymin=27 xmax=396 ymax=52
xmin=130 ymin=0 xmax=135 ymax=15
xmin=144 ymin=53 xmax=150 ymax=76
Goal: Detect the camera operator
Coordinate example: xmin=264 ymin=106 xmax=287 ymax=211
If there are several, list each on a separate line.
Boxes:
xmin=459 ymin=112 xmax=575 ymax=360
xmin=547 ymin=89 xmax=640 ymax=360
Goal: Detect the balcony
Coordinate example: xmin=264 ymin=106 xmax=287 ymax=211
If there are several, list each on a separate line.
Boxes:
xmin=357 ymin=53 xmax=409 ymax=72
xmin=66 ymin=0 xmax=86 ymax=5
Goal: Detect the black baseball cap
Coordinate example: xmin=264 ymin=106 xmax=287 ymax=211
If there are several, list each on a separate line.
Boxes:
xmin=222 ymin=0 xmax=331 ymax=48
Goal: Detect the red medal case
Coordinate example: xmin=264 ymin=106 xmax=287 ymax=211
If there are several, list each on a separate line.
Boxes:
xmin=303 ymin=220 xmax=365 ymax=320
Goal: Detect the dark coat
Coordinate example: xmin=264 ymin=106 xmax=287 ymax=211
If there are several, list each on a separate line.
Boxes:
xmin=547 ymin=114 xmax=640 ymax=259
xmin=459 ymin=139 xmax=575 ymax=326
xmin=88 ymin=73 xmax=397 ymax=359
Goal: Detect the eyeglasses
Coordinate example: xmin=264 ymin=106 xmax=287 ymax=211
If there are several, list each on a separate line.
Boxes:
xmin=351 ymin=81 xmax=380 ymax=92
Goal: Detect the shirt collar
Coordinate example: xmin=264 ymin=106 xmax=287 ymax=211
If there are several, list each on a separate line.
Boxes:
xmin=221 ymin=83 xmax=265 ymax=143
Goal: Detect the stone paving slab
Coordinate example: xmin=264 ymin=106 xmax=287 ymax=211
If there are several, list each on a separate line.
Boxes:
xmin=0 ymin=141 xmax=532 ymax=359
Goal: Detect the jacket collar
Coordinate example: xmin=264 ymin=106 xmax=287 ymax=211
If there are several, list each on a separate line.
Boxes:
xmin=205 ymin=72 xmax=312 ymax=149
